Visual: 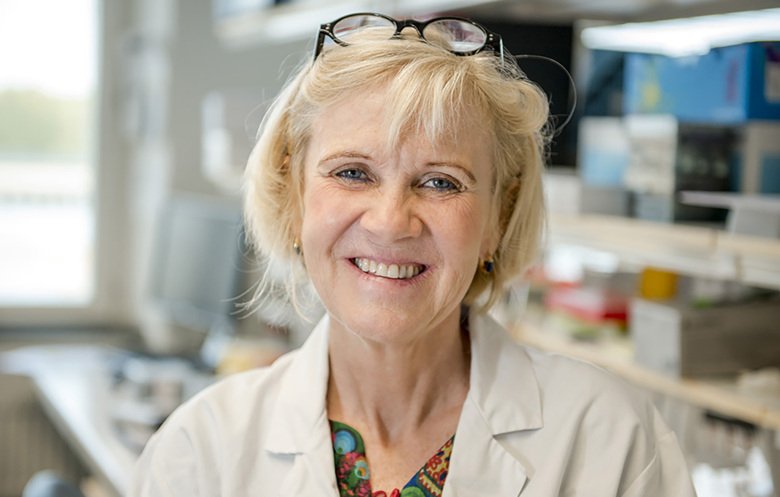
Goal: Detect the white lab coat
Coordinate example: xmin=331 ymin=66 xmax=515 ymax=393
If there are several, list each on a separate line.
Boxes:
xmin=130 ymin=313 xmax=697 ymax=497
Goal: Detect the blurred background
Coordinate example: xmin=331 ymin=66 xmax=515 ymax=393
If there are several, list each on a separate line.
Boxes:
xmin=0 ymin=0 xmax=779 ymax=496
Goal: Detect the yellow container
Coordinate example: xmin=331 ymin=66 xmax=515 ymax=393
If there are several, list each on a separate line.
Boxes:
xmin=639 ymin=267 xmax=678 ymax=300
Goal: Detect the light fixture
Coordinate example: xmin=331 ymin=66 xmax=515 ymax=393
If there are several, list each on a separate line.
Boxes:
xmin=581 ymin=8 xmax=780 ymax=57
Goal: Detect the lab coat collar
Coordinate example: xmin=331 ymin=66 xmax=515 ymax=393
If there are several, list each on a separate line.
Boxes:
xmin=265 ymin=312 xmax=543 ymax=496
xmin=265 ymin=315 xmax=331 ymax=454
xmin=443 ymin=312 xmax=543 ymax=496
xmin=466 ymin=312 xmax=543 ymax=435
xmin=265 ymin=316 xmax=338 ymax=496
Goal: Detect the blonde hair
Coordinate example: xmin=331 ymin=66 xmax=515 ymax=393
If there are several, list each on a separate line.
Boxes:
xmin=243 ymin=31 xmax=550 ymax=313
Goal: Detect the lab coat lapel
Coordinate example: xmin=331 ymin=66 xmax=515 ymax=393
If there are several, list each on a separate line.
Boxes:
xmin=264 ymin=316 xmax=340 ymax=497
xmin=444 ymin=314 xmax=544 ymax=497
xmin=276 ymin=415 xmax=339 ymax=497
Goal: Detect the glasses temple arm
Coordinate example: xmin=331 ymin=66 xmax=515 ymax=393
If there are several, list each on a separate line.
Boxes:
xmin=515 ymin=54 xmax=577 ymax=135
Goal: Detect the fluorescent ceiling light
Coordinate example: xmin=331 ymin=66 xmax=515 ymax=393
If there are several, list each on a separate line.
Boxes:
xmin=581 ymin=8 xmax=780 ymax=57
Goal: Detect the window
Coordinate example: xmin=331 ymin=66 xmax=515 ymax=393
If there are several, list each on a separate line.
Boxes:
xmin=0 ymin=0 xmax=97 ymax=306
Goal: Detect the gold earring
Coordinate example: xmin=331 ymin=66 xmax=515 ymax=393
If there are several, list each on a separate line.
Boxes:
xmin=480 ymin=257 xmax=494 ymax=274
xmin=293 ymin=238 xmax=302 ymax=256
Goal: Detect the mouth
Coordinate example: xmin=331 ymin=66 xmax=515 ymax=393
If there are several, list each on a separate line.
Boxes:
xmin=351 ymin=257 xmax=427 ymax=280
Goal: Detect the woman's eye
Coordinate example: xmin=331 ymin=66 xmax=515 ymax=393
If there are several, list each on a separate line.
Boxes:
xmin=421 ymin=177 xmax=461 ymax=192
xmin=334 ymin=168 xmax=369 ymax=182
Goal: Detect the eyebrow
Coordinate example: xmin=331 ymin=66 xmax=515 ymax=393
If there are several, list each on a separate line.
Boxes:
xmin=318 ymin=151 xmax=372 ymax=165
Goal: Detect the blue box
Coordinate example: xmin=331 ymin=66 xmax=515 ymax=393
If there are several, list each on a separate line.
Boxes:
xmin=624 ymin=42 xmax=780 ymax=124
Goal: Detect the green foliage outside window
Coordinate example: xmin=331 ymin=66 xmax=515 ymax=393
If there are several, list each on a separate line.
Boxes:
xmin=0 ymin=89 xmax=91 ymax=158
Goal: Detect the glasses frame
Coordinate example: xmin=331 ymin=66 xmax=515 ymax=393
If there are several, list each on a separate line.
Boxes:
xmin=313 ymin=12 xmax=504 ymax=61
xmin=310 ymin=13 xmax=577 ymax=134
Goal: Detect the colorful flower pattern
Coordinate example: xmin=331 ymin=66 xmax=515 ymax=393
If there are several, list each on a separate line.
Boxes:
xmin=330 ymin=420 xmax=454 ymax=497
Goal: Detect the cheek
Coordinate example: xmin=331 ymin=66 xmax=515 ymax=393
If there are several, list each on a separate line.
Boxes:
xmin=448 ymin=197 xmax=492 ymax=247
xmin=301 ymin=187 xmax=327 ymax=241
xmin=301 ymin=184 xmax=356 ymax=250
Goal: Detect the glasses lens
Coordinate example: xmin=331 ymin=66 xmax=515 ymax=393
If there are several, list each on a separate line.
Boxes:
xmin=424 ymin=19 xmax=487 ymax=53
xmin=332 ymin=14 xmax=395 ymax=44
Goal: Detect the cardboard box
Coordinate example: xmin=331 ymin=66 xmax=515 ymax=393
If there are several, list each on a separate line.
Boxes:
xmin=633 ymin=192 xmax=725 ymax=223
xmin=631 ymin=298 xmax=780 ymax=377
xmin=624 ymin=42 xmax=780 ymax=124
xmin=580 ymin=185 xmax=632 ymax=216
xmin=543 ymin=169 xmax=581 ymax=216
xmin=574 ymin=117 xmax=633 ymax=216
xmin=734 ymin=122 xmax=780 ymax=194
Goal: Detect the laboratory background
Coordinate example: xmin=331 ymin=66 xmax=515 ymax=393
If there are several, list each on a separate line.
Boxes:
xmin=0 ymin=0 xmax=779 ymax=496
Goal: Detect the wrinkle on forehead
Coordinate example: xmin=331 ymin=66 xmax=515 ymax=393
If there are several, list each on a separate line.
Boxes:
xmin=319 ymin=81 xmax=494 ymax=163
xmin=387 ymin=77 xmax=489 ymax=150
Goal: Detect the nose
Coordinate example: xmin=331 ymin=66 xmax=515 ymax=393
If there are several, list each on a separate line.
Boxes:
xmin=360 ymin=187 xmax=423 ymax=242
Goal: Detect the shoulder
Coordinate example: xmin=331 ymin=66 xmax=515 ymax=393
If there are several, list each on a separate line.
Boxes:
xmin=526 ymin=347 xmax=695 ymax=495
xmin=134 ymin=351 xmax=297 ymax=455
xmin=528 ymin=345 xmax=671 ymax=455
xmin=471 ymin=315 xmax=680 ymax=470
xmin=473 ymin=314 xmax=659 ymax=430
xmin=470 ymin=320 xmax=693 ymax=497
xmin=129 ymin=350 xmax=301 ymax=496
xmin=164 ymin=348 xmax=298 ymax=434
xmin=526 ymin=345 xmax=657 ymax=420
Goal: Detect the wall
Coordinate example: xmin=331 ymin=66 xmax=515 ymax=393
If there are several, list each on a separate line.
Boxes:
xmin=124 ymin=0 xmax=309 ymax=349
xmin=167 ymin=0 xmax=310 ymax=195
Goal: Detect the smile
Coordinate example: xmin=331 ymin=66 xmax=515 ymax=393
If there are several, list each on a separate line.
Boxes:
xmin=351 ymin=258 xmax=426 ymax=280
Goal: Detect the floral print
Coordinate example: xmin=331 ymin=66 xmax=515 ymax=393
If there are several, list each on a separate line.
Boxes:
xmin=330 ymin=420 xmax=454 ymax=497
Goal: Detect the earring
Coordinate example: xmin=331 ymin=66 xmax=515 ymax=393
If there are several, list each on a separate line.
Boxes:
xmin=480 ymin=257 xmax=494 ymax=274
xmin=293 ymin=238 xmax=302 ymax=256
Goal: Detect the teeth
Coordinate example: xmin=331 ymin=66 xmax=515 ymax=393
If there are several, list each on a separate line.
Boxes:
xmin=353 ymin=258 xmax=422 ymax=280
xmin=387 ymin=264 xmax=399 ymax=278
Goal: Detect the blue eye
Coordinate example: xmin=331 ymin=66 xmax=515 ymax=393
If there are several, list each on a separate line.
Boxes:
xmin=335 ymin=168 xmax=369 ymax=182
xmin=421 ymin=177 xmax=461 ymax=192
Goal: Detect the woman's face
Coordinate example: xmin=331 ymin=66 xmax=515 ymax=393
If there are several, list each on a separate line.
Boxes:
xmin=300 ymin=85 xmax=496 ymax=344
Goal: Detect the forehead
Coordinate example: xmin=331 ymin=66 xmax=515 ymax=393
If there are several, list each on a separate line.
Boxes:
xmin=306 ymin=84 xmax=493 ymax=161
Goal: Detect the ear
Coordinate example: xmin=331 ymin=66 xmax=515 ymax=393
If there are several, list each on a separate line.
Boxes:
xmin=480 ymin=232 xmax=499 ymax=260
xmin=482 ymin=170 xmax=523 ymax=258
xmin=480 ymin=204 xmax=501 ymax=258
xmin=488 ymin=174 xmax=524 ymax=254
xmin=285 ymin=154 xmax=306 ymax=247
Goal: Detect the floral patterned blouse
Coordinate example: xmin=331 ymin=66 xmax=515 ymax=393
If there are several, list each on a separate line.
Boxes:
xmin=330 ymin=420 xmax=454 ymax=497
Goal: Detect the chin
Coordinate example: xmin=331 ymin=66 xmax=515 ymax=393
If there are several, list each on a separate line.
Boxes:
xmin=330 ymin=297 xmax=463 ymax=347
xmin=330 ymin=308 xmax=421 ymax=344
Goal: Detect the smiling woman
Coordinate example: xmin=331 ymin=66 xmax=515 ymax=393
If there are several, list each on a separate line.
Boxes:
xmin=130 ymin=12 xmax=697 ymax=497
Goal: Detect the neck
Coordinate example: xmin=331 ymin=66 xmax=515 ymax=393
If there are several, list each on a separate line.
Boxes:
xmin=326 ymin=308 xmax=470 ymax=444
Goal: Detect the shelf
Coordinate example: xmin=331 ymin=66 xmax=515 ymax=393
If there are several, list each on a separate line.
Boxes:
xmin=213 ymin=0 xmax=779 ymax=49
xmin=549 ymin=213 xmax=780 ymax=290
xmin=511 ymin=322 xmax=780 ymax=431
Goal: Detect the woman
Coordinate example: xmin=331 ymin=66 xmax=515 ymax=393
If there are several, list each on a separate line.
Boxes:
xmin=131 ymin=13 xmax=696 ymax=497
